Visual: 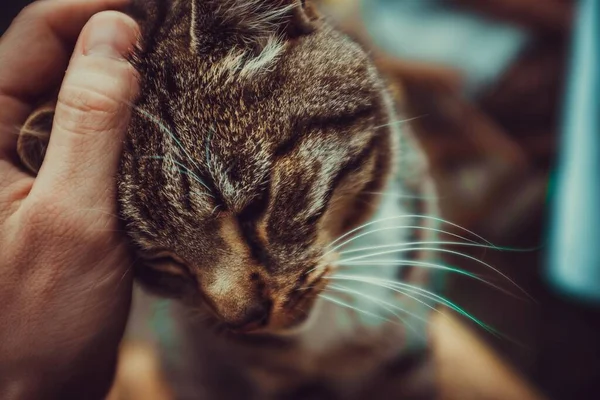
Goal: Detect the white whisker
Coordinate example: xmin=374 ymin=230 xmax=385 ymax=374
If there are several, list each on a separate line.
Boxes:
xmin=336 ymin=246 xmax=533 ymax=300
xmin=325 ymin=214 xmax=494 ymax=252
xmin=143 ymin=155 xmax=213 ymax=195
xmin=335 ymin=259 xmax=524 ymax=299
xmin=338 ymin=241 xmax=529 ymax=255
xmin=330 ymin=282 xmax=437 ymax=324
xmin=328 ymin=284 xmax=426 ymax=332
xmin=130 ymin=105 xmax=212 ymax=191
xmin=329 ymin=274 xmax=496 ymax=334
xmin=373 ymin=115 xmax=428 ymax=130
xmin=323 ymin=225 xmax=482 ymax=258
xmin=337 ymin=240 xmax=504 ymax=256
xmin=364 ymin=191 xmax=443 ymax=200
xmin=318 ymin=294 xmax=397 ymax=325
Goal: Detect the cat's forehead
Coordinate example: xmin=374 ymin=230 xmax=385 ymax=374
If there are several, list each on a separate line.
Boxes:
xmin=123 ymin=4 xmax=387 ymax=227
xmin=148 ymin=24 xmax=379 ymax=119
xmin=138 ymin=27 xmax=380 ymax=174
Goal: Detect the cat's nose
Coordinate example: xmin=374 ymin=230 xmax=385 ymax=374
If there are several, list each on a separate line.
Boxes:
xmin=226 ymin=300 xmax=272 ymax=332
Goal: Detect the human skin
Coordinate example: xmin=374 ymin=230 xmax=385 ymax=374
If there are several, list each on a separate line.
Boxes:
xmin=0 ymin=1 xmax=140 ymax=398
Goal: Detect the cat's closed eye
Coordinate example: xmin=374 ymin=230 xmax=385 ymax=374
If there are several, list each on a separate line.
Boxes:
xmin=142 ymin=251 xmax=189 ymax=275
xmin=137 ymin=251 xmax=195 ymax=298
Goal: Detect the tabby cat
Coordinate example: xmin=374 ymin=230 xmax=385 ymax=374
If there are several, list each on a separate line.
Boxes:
xmin=18 ymin=0 xmax=440 ymax=398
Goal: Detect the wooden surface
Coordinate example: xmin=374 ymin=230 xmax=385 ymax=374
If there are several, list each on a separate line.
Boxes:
xmin=107 ymin=342 xmax=173 ymax=400
xmin=431 ymin=312 xmax=545 ymax=400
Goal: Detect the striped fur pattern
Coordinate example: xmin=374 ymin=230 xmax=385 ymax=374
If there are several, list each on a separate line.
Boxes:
xmin=120 ymin=0 xmax=399 ymax=333
xmin=17 ymin=0 xmax=440 ymax=398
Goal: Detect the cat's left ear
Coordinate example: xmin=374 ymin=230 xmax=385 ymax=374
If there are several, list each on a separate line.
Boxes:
xmin=192 ymin=0 xmax=319 ymax=46
xmin=234 ymin=0 xmax=319 ymax=36
xmin=275 ymin=0 xmax=319 ymax=36
xmin=17 ymin=104 xmax=54 ymax=175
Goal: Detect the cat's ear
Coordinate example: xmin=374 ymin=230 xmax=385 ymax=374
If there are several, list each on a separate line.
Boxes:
xmin=17 ymin=105 xmax=54 ymax=175
xmin=191 ymin=0 xmax=319 ymax=50
xmin=270 ymin=0 xmax=319 ymax=36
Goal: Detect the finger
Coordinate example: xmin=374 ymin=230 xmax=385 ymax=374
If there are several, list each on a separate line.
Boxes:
xmin=0 ymin=0 xmax=131 ymax=102
xmin=0 ymin=0 xmax=130 ymax=156
xmin=29 ymin=11 xmax=139 ymax=215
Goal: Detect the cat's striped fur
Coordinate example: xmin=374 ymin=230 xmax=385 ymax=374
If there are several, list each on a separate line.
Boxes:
xmin=17 ymin=0 xmax=440 ymax=398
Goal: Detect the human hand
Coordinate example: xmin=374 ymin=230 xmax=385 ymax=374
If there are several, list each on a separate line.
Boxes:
xmin=0 ymin=1 xmax=139 ymax=399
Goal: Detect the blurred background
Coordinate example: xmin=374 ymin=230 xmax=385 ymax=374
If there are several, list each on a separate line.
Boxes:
xmin=316 ymin=1 xmax=600 ymax=399
xmin=2 ymin=0 xmax=599 ymax=399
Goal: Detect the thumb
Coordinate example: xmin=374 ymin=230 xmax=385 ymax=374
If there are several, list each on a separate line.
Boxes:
xmin=32 ymin=11 xmax=139 ymax=212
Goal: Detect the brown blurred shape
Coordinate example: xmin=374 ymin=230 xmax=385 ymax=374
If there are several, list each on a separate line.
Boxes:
xmin=107 ymin=342 xmax=173 ymax=400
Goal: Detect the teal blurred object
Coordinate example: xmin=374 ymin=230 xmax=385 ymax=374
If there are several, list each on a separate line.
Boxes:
xmin=547 ymin=0 xmax=600 ymax=303
xmin=359 ymin=0 xmax=527 ymax=96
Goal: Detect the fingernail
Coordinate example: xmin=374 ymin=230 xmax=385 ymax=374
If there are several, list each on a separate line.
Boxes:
xmin=84 ymin=14 xmax=138 ymax=60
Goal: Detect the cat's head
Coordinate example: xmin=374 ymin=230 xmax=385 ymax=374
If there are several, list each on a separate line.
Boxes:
xmin=19 ymin=0 xmax=397 ymax=334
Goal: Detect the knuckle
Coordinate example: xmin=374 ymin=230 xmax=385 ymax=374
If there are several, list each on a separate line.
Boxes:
xmin=0 ymin=179 xmax=32 ymax=221
xmin=55 ymin=84 xmax=122 ymax=136
xmin=16 ymin=2 xmax=45 ymax=24
xmin=12 ymin=1 xmax=56 ymax=32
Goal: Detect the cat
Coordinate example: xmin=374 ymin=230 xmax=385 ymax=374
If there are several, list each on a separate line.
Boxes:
xmin=18 ymin=0 xmax=441 ymax=398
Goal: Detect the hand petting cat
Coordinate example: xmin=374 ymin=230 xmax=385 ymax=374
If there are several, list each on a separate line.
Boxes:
xmin=0 ymin=1 xmax=139 ymax=399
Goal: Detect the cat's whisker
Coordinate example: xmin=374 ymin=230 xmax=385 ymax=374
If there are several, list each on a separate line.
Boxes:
xmin=114 ymin=265 xmax=134 ymax=292
xmin=341 ymin=280 xmax=487 ymax=337
xmin=295 ymin=286 xmax=315 ymax=292
xmin=329 ymin=283 xmax=435 ymax=328
xmin=111 ymin=255 xmax=141 ymax=296
xmin=167 ymin=159 xmax=210 ymax=192
xmin=334 ymin=259 xmax=524 ymax=300
xmin=129 ymin=105 xmax=210 ymax=188
xmin=328 ymin=274 xmax=497 ymax=335
xmin=141 ymin=155 xmax=213 ymax=195
xmin=323 ymin=225 xmax=482 ymax=258
xmin=306 ymin=261 xmax=331 ymax=275
xmin=335 ymin=246 xmax=534 ymax=301
xmin=363 ymin=191 xmax=443 ymax=201
xmin=337 ymin=240 xmax=531 ymax=257
xmin=373 ymin=114 xmax=428 ymax=130
xmin=324 ymin=214 xmax=495 ymax=252
xmin=326 ymin=284 xmax=424 ymax=334
xmin=318 ymin=293 xmax=398 ymax=326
